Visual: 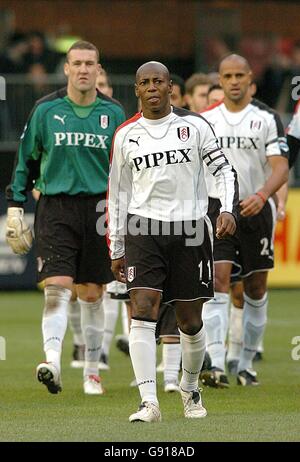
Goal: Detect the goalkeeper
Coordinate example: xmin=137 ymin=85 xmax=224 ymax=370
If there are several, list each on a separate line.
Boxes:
xmin=5 ymin=40 xmax=125 ymax=395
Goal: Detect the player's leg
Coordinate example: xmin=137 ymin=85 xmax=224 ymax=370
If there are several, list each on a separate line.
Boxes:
xmin=34 ymin=195 xmax=77 ymax=394
xmin=237 ymin=198 xmax=275 ymax=385
xmin=125 ymin=221 xmax=165 ymax=422
xmin=77 ymin=282 xmax=105 ymax=395
xmin=68 ymin=284 xmax=85 ymax=368
xmin=175 ymin=299 xmax=207 ymax=418
xmin=237 ymin=271 xmax=268 ymax=385
xmin=201 ymin=261 xmax=231 ymax=388
xmin=115 ymin=301 xmax=130 ymax=356
xmin=37 ymin=276 xmax=73 ymax=394
xmin=77 ymin=194 xmax=114 ymax=394
xmin=156 ymin=304 xmax=181 ymax=392
xmin=99 ymin=289 xmax=119 ymax=370
xmin=201 ymin=198 xmax=238 ymax=388
xmin=227 ymin=279 xmax=244 ymax=375
xmin=128 ymin=288 xmax=161 ymax=422
xmin=169 ymin=216 xmax=213 ymax=417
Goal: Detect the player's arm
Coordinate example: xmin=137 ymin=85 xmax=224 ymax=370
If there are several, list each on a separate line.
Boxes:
xmin=276 ymin=182 xmax=288 ymax=221
xmin=5 ymin=106 xmax=42 ymax=254
xmin=107 ymin=130 xmax=132 ymax=282
xmin=201 ymin=122 xmax=238 ymax=238
xmin=241 ymin=113 xmax=289 ymax=217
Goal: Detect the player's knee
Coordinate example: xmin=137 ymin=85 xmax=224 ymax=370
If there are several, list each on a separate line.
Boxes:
xmin=179 ymin=319 xmax=203 ymax=336
xmin=44 ymin=284 xmax=71 ymax=314
xmin=245 ymin=287 xmax=266 ymax=300
xmin=77 ymin=284 xmax=103 ymax=303
xmin=131 ymin=294 xmax=157 ymax=320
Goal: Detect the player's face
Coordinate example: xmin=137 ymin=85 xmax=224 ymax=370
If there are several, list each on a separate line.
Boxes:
xmin=96 ymin=73 xmax=113 ymax=97
xmin=188 ymin=84 xmax=210 ymax=112
xmin=64 ymin=49 xmax=100 ymax=93
xmin=135 ymin=69 xmax=172 ymax=119
xmin=219 ymin=61 xmax=252 ymax=103
xmin=170 ymin=84 xmax=184 ymax=108
xmin=207 ymin=88 xmax=224 ymax=106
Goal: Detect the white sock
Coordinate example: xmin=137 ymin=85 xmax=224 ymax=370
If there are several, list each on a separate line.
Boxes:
xmin=179 ymin=327 xmax=206 ymax=392
xmin=227 ymin=304 xmax=243 ymax=362
xmin=163 ymin=343 xmax=181 ymax=384
xmin=42 ymin=285 xmax=71 ymax=372
xmin=121 ymin=302 xmax=129 ymax=337
xmin=129 ymin=318 xmax=158 ymax=405
xmin=79 ymin=297 xmax=104 ymax=377
xmin=68 ymin=299 xmax=84 ymax=346
xmin=101 ymin=293 xmax=119 ymax=357
xmin=257 ymin=338 xmax=264 ymax=353
xmin=202 ymin=292 xmax=229 ymax=370
xmin=238 ymin=292 xmax=268 ymax=372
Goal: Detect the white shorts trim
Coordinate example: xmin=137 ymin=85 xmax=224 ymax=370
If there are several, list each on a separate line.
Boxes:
xmin=240 ymin=267 xmax=273 ymax=278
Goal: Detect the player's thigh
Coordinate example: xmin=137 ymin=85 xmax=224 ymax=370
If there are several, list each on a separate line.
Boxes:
xmin=125 ymin=221 xmax=167 ymax=293
xmin=77 ymin=195 xmax=113 ymax=285
xmin=239 ymin=199 xmax=276 ymax=277
xmin=35 ymin=195 xmax=79 ymax=281
xmin=166 ymin=217 xmax=214 ymax=302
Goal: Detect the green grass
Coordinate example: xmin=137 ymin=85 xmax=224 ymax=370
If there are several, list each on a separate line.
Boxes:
xmin=0 ymin=290 xmax=300 ymax=442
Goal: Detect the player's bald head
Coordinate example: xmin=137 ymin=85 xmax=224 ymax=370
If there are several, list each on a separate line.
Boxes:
xmin=219 ymin=54 xmax=251 ymax=73
xmin=136 ymin=61 xmax=170 ymax=82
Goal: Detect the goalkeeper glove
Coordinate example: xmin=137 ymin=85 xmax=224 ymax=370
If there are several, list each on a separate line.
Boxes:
xmin=6 ymin=207 xmax=33 ymax=255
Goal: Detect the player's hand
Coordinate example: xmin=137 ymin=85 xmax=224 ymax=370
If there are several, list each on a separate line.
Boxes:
xmin=111 ymin=257 xmax=126 ymax=283
xmin=277 ymin=202 xmax=286 ymax=222
xmin=240 ymin=194 xmax=265 ymax=217
xmin=216 ymin=212 xmax=236 ymax=239
xmin=6 ymin=207 xmax=33 ymax=255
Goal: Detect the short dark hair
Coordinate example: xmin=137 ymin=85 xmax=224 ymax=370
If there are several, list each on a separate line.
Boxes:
xmin=207 ymin=84 xmax=222 ymax=96
xmin=170 ymin=74 xmax=185 ymax=97
xmin=66 ymin=40 xmax=99 ymax=62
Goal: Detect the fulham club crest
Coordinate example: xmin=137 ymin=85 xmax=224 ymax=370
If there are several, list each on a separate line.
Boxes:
xmin=100 ymin=115 xmax=109 ymax=129
xmin=250 ymin=120 xmax=262 ymax=131
xmin=127 ymin=266 xmax=136 ymax=282
xmin=177 ymin=126 xmax=190 ymax=142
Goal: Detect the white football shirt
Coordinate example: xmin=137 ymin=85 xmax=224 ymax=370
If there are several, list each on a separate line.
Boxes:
xmin=108 ymin=107 xmax=238 ymax=260
xmin=203 ymin=99 xmax=288 ymax=200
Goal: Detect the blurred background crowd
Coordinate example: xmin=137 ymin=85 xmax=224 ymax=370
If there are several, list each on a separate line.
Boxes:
xmin=1 ymin=1 xmax=300 ymax=184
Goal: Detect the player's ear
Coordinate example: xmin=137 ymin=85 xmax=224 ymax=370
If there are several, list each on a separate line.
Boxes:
xmin=64 ymin=62 xmax=69 ymax=78
xmin=168 ymin=80 xmax=173 ymax=95
xmin=134 ymin=83 xmax=139 ymax=98
xmin=97 ymin=63 xmax=102 ymax=75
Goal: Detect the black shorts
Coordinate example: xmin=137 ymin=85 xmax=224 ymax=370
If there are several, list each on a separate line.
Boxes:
xmin=208 ymin=197 xmax=276 ymax=277
xmin=125 ymin=214 xmax=214 ymax=303
xmin=34 ymin=194 xmax=113 ymax=284
xmin=156 ymin=303 xmax=180 ymax=340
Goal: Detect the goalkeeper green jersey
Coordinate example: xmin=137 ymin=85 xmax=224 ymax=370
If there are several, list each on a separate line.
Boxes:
xmin=6 ymin=87 xmax=126 ymax=205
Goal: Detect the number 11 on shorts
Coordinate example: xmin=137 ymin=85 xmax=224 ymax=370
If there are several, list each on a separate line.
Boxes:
xmin=198 ymin=260 xmax=212 ymax=283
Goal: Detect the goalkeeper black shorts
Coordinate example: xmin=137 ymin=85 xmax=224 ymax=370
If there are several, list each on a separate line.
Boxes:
xmin=34 ymin=193 xmax=113 ymax=284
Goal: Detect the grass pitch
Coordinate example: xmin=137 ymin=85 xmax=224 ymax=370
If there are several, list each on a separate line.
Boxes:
xmin=0 ymin=290 xmax=300 ymax=442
